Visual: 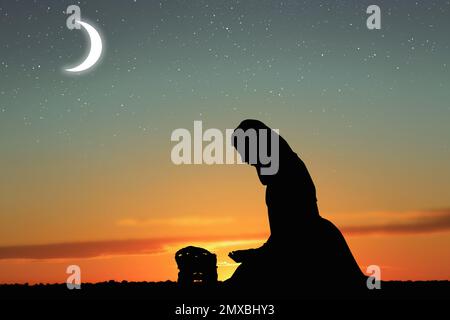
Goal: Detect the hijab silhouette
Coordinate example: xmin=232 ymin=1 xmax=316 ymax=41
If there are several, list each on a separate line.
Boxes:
xmin=226 ymin=119 xmax=366 ymax=296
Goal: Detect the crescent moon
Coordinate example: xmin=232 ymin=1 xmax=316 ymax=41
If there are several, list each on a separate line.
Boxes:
xmin=65 ymin=20 xmax=103 ymax=73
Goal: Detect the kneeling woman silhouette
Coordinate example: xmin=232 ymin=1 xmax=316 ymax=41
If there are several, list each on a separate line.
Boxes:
xmin=225 ymin=119 xmax=366 ymax=297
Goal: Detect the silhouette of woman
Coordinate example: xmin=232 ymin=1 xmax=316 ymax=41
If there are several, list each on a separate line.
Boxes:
xmin=226 ymin=119 xmax=366 ymax=296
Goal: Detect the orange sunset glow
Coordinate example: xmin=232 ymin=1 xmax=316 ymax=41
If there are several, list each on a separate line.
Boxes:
xmin=1 ymin=159 xmax=449 ymax=284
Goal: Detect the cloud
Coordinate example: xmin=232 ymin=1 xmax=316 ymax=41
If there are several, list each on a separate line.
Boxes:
xmin=0 ymin=238 xmax=168 ymax=260
xmin=1 ymin=209 xmax=449 ymax=260
xmin=341 ymin=209 xmax=450 ymax=235
xmin=0 ymin=234 xmax=264 ymax=261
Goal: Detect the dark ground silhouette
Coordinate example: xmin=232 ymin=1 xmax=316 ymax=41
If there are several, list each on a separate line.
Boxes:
xmin=0 ymin=281 xmax=449 ymax=300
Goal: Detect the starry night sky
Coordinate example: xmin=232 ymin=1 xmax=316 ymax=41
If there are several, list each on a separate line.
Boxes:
xmin=0 ymin=0 xmax=449 ymax=266
xmin=2 ymin=1 xmax=449 ymax=141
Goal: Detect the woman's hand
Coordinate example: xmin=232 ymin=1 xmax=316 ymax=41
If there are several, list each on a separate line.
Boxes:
xmin=228 ymin=249 xmax=256 ymax=263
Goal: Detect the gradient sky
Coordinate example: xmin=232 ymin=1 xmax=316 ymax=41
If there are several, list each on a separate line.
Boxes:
xmin=0 ymin=0 xmax=449 ymax=284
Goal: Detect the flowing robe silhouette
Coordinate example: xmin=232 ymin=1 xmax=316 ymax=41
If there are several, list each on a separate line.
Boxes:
xmin=226 ymin=119 xmax=366 ymax=295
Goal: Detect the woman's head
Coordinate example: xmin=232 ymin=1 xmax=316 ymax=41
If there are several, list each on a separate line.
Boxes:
xmin=232 ymin=119 xmax=291 ymax=185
